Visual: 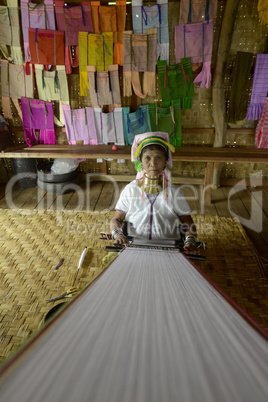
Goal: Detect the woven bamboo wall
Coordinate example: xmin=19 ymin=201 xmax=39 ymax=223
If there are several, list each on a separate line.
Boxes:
xmin=0 ymin=0 xmax=267 ymax=180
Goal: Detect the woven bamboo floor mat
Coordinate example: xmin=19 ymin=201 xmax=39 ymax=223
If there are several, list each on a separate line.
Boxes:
xmin=0 ymin=210 xmax=267 ymax=363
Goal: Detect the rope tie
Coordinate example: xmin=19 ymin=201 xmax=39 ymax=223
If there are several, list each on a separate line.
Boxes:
xmin=130 ymin=34 xmax=136 ymax=66
xmin=54 ymin=70 xmax=59 ymax=93
xmin=141 ymin=6 xmax=148 ymax=25
xmin=157 ymin=4 xmax=162 ymax=43
xmin=189 ymin=0 xmax=192 ymax=23
xmin=35 ymin=29 xmax=40 ymax=64
xmin=42 ymin=68 xmax=45 ymax=88
xmin=205 ymin=0 xmax=210 ymax=23
xmin=84 ymin=108 xmax=87 ymax=126
xmin=81 ymin=5 xmax=85 ymax=26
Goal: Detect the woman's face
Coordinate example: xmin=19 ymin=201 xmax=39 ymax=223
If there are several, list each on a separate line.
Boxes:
xmin=141 ymin=148 xmax=167 ymax=176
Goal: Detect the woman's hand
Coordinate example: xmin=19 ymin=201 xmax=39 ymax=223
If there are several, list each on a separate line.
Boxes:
xmin=183 ymin=243 xmax=201 ymax=255
xmin=114 ymin=234 xmax=129 ymax=245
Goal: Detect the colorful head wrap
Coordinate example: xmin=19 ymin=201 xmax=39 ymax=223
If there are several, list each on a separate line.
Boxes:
xmin=131 ymin=132 xmax=175 ymax=179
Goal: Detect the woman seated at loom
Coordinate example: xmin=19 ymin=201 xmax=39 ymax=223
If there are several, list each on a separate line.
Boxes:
xmin=110 ymin=132 xmax=199 ymax=253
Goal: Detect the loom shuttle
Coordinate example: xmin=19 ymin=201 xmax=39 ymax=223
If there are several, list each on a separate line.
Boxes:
xmin=78 ymin=247 xmax=87 ymax=270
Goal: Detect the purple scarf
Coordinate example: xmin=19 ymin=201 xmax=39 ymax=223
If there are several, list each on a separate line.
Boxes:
xmin=21 ymin=97 xmax=56 ymax=147
xmin=246 ymin=53 xmax=268 ymax=121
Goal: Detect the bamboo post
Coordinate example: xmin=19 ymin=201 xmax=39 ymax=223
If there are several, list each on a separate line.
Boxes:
xmin=212 ymin=0 xmax=240 ymax=187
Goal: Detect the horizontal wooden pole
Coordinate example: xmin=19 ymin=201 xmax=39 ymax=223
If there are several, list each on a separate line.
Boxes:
xmin=1 ymin=145 xmax=268 ymax=163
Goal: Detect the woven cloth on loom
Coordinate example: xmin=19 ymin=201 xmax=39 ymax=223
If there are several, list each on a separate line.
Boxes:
xmin=87 ymin=65 xmax=121 ymax=107
xmin=179 ymin=0 xmax=218 ymax=24
xmin=258 ymin=0 xmax=268 ymax=24
xmin=35 ymin=64 xmax=70 ymax=127
xmin=157 ymin=59 xmax=194 ymax=109
xmin=255 ymin=97 xmax=268 ymax=148
xmin=62 ymin=104 xmax=98 ymax=145
xmin=227 ymin=51 xmax=253 ymax=123
xmin=148 ymin=103 xmax=182 ymax=147
xmin=174 ymin=19 xmax=214 ymax=88
xmin=1 ymin=59 xmax=34 ymax=120
xmin=122 ymin=105 xmax=152 ymax=145
xmin=20 ymin=0 xmax=56 ymax=63
xmin=123 ymin=29 xmax=157 ymax=99
xmin=0 ymin=210 xmax=267 ymax=364
xmin=246 ymin=53 xmax=268 ymax=121
xmin=132 ymin=0 xmax=169 ymax=63
xmin=0 ymin=0 xmax=23 ymax=65
xmin=0 ymin=247 xmax=267 ymax=401
xmin=54 ymin=1 xmax=93 ymax=74
xmin=21 ymin=97 xmax=56 ymax=146
xmin=79 ymin=32 xmax=114 ymax=96
xmin=91 ymin=1 xmax=126 ymax=66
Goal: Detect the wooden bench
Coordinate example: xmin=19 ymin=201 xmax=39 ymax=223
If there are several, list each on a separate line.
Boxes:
xmin=1 ymin=144 xmax=268 ymax=203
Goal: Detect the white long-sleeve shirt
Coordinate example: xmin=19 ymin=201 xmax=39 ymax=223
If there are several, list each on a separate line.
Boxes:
xmin=115 ymin=180 xmax=191 ymax=240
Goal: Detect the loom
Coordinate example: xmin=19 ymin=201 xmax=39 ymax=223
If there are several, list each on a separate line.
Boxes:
xmin=0 ymin=245 xmax=267 ymax=402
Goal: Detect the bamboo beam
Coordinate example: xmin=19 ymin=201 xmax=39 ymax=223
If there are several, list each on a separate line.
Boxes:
xmin=212 ymin=0 xmax=240 ymax=188
xmin=212 ymin=0 xmax=240 ymax=148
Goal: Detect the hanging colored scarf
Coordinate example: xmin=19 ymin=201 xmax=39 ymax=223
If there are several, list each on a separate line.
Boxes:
xmin=62 ymin=104 xmax=98 ymax=145
xmin=87 ymin=64 xmax=121 ymax=107
xmin=0 ymin=0 xmax=23 ymax=65
xmin=35 ymin=64 xmax=70 ymax=127
xmin=132 ymin=0 xmax=169 ymax=64
xmin=91 ymin=1 xmax=126 ymax=66
xmin=246 ymin=53 xmax=268 ymax=121
xmin=122 ymin=105 xmax=152 ymax=145
xmin=123 ymin=28 xmax=158 ymax=99
xmin=28 ymin=28 xmax=65 ymax=66
xmin=174 ymin=19 xmax=214 ymax=88
xmin=93 ymin=107 xmax=125 ymax=146
xmin=148 ymin=103 xmax=182 ymax=147
xmin=258 ymin=0 xmax=268 ymax=24
xmin=20 ymin=0 xmax=56 ymax=63
xmin=54 ymin=1 xmax=93 ymax=74
xmin=79 ymin=32 xmax=114 ymax=96
xmin=157 ymin=58 xmax=194 ymax=109
xmin=1 ymin=59 xmax=34 ymax=120
xmin=255 ymin=97 xmax=268 ymax=148
xmin=179 ymin=0 xmax=218 ymax=24
xmin=21 ymin=97 xmax=56 ymax=147
xmin=227 ymin=51 xmax=253 ymax=123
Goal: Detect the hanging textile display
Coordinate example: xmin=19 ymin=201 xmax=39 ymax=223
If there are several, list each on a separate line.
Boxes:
xmin=87 ymin=64 xmax=121 ymax=107
xmin=21 ymin=97 xmax=56 ymax=147
xmin=35 ymin=64 xmax=70 ymax=127
xmin=174 ymin=19 xmax=214 ymax=88
xmin=93 ymin=107 xmax=125 ymax=145
xmin=258 ymin=0 xmax=268 ymax=24
xmin=28 ymin=28 xmax=65 ymax=66
xmin=246 ymin=53 xmax=268 ymax=121
xmin=148 ymin=103 xmax=182 ymax=147
xmin=0 ymin=0 xmax=23 ymax=65
xmin=255 ymin=97 xmax=268 ymax=148
xmin=122 ymin=105 xmax=151 ymax=145
xmin=91 ymin=1 xmax=126 ymax=66
xmin=132 ymin=0 xmax=169 ymax=64
xmin=54 ymin=1 xmax=93 ymax=74
xmin=20 ymin=0 xmax=56 ymax=63
xmin=179 ymin=0 xmax=218 ymax=24
xmin=123 ymin=28 xmax=158 ymax=99
xmin=157 ymin=58 xmax=194 ymax=109
xmin=227 ymin=51 xmax=253 ymax=123
xmin=1 ymin=59 xmax=34 ymax=120
xmin=79 ymin=32 xmax=114 ymax=96
xmin=62 ymin=105 xmax=98 ymax=145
